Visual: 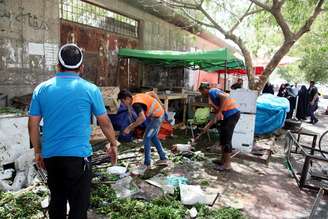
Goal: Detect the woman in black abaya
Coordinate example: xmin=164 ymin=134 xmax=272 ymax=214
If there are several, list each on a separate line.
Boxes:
xmin=296 ymin=85 xmax=309 ymax=120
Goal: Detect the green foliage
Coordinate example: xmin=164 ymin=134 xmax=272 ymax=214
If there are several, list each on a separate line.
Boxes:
xmin=250 ymin=0 xmax=327 ymax=54
xmin=281 ymin=0 xmax=319 ymax=32
xmin=200 ymin=180 xmax=210 ymax=187
xmin=294 ymin=12 xmax=328 ymax=83
xmin=90 ymin=184 xmax=247 ymax=219
xmin=276 ymin=65 xmax=304 ymax=83
xmin=248 ymin=1 xmax=328 ymax=83
xmin=90 ymin=184 xmax=186 ymax=218
xmin=0 ymin=107 xmax=24 ymax=115
xmin=196 ymin=204 xmax=247 ymax=219
xmin=0 ymin=190 xmax=47 ymax=219
xmin=300 ymin=51 xmax=328 ymax=83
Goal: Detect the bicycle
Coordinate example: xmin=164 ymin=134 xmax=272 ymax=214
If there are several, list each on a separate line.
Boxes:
xmin=319 ymin=130 xmax=328 ymax=158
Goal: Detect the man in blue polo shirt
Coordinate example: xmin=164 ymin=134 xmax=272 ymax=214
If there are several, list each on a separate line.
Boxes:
xmin=28 ymin=43 xmax=118 ymax=219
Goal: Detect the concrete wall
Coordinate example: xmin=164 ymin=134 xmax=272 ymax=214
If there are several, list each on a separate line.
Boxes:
xmin=89 ymin=0 xmax=219 ymax=89
xmin=0 ymin=0 xmax=59 ymax=99
xmin=0 ymin=0 xmax=221 ymax=99
xmin=90 ymin=0 xmax=220 ymax=51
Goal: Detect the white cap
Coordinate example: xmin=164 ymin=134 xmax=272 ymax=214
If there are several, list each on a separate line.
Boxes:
xmin=58 ymin=43 xmax=83 ymax=69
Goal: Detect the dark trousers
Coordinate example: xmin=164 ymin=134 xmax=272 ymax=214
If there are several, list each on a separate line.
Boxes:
xmin=309 ymin=104 xmax=318 ymax=122
xmin=219 ymin=112 xmax=240 ymax=153
xmin=44 ymin=156 xmax=92 ymax=219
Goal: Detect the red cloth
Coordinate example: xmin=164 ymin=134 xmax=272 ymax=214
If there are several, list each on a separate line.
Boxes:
xmin=216 ymin=66 xmax=264 ymax=75
xmin=158 ymin=121 xmax=173 ymax=140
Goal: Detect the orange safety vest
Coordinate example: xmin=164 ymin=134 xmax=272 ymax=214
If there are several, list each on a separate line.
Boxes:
xmin=132 ymin=94 xmax=164 ymax=118
xmin=208 ymin=93 xmax=239 ymax=113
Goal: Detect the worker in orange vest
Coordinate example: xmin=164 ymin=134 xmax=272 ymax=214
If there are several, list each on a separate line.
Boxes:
xmin=118 ymin=89 xmax=168 ymax=172
xmin=197 ymin=82 xmax=240 ymax=171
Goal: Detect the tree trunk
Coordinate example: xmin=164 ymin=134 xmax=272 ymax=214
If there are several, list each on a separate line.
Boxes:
xmin=254 ymin=39 xmax=295 ymax=91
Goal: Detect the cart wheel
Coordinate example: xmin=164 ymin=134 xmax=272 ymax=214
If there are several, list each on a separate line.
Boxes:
xmin=319 ymin=130 xmax=328 ymax=158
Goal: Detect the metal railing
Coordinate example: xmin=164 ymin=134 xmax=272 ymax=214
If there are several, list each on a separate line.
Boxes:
xmin=59 ymin=0 xmax=139 ymax=38
xmin=285 ymin=130 xmax=328 ymax=190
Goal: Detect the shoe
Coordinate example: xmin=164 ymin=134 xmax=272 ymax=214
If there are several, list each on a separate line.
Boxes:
xmin=313 ymin=119 xmax=319 ymax=124
xmin=131 ymin=164 xmax=150 ymax=176
xmin=154 ymin=159 xmax=169 ymax=166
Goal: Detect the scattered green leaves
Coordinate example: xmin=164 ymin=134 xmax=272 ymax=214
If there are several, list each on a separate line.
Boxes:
xmin=0 ymin=107 xmax=23 ymax=115
xmin=0 ymin=190 xmax=48 ymax=219
xmin=196 ymin=204 xmax=247 ymax=219
xmin=90 ymin=184 xmax=247 ymax=219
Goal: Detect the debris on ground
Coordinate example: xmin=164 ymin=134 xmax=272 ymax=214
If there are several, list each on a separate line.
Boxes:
xmin=0 ymin=107 xmax=24 ymax=115
xmin=0 ymin=186 xmax=49 ymax=218
xmin=89 ymin=183 xmax=246 ymax=219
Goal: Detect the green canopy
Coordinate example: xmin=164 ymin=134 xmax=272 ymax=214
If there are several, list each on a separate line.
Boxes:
xmin=118 ymin=48 xmax=244 ymax=71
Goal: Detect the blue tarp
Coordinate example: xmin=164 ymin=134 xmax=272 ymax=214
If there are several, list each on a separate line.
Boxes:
xmin=255 ymin=94 xmax=290 ymax=135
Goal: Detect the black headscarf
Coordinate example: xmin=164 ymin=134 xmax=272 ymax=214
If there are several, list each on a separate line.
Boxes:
xmin=277 ymin=84 xmax=287 ymax=97
xmin=296 ymin=85 xmax=309 ymax=120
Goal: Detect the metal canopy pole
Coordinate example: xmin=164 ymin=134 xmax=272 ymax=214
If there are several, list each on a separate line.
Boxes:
xmin=127 ymin=58 xmax=130 ymax=88
xmin=224 ymin=49 xmax=227 ymax=91
xmin=224 ymin=60 xmax=227 ymax=91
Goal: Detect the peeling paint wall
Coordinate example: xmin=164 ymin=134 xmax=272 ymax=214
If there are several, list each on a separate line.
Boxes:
xmin=0 ymin=0 xmax=222 ymax=98
xmin=60 ymin=21 xmax=139 ymax=88
xmin=89 ymin=0 xmax=221 ymax=89
xmin=0 ymin=0 xmax=59 ymax=99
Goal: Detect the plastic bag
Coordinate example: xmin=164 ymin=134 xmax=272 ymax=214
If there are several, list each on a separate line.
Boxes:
xmin=180 ymin=184 xmax=206 ymax=205
xmin=111 ymin=176 xmax=139 ymax=199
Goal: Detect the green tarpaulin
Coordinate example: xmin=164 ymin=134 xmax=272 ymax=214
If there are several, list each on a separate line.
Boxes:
xmin=118 ymin=48 xmax=244 ymax=71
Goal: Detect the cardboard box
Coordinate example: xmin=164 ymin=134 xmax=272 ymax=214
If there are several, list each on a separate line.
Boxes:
xmin=100 ymin=87 xmax=120 ymax=113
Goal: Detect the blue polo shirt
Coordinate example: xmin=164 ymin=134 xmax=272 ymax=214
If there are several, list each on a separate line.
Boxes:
xmin=28 ymin=72 xmax=107 ymax=158
xmin=208 ymin=88 xmax=239 ymax=119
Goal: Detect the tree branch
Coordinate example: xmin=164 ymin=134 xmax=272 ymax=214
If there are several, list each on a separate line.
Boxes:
xmin=230 ymin=3 xmax=263 ymax=33
xmin=213 ymin=0 xmax=241 ymax=19
xmin=248 ymin=0 xmax=271 ymax=11
xmin=195 ymin=4 xmax=256 ymax=86
xmin=295 ymin=0 xmax=326 ymax=40
xmin=159 ymin=0 xmax=198 ymax=10
xmin=257 ymin=40 xmax=294 ymax=90
xmin=181 ymin=8 xmax=216 ymax=28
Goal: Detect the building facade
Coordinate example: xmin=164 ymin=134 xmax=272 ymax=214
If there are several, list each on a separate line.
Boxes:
xmin=0 ymin=0 xmax=235 ymax=99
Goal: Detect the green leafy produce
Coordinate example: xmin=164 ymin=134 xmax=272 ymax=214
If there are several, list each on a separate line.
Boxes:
xmin=0 ymin=107 xmax=23 ymax=115
xmin=90 ymin=184 xmax=247 ymax=219
xmin=200 ymin=180 xmax=210 ymax=187
xmin=0 ymin=190 xmax=48 ymax=219
xmin=196 ymin=204 xmax=247 ymax=219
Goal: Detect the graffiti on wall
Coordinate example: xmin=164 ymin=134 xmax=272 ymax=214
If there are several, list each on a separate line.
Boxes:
xmin=0 ymin=1 xmax=48 ymax=31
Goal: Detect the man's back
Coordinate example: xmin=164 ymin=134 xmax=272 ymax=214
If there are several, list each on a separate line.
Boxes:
xmin=308 ymin=86 xmax=318 ymax=100
xmin=29 ymin=72 xmax=106 ymax=158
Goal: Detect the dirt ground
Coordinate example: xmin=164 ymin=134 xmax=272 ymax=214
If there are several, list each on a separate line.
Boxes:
xmin=91 ymin=109 xmax=328 ymax=219
xmin=197 ymin=110 xmax=328 ymax=219
xmin=162 ymin=111 xmax=328 ymax=218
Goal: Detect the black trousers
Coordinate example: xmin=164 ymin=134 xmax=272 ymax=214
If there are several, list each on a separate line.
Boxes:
xmin=44 ymin=156 xmax=92 ymax=219
xmin=219 ymin=112 xmax=240 ymax=153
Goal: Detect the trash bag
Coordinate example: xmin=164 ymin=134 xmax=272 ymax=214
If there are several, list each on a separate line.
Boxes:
xmin=180 ymin=184 xmax=206 ymax=205
xmin=255 ymin=94 xmax=290 ymax=135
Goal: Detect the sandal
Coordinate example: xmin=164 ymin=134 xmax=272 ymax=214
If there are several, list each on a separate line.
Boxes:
xmin=155 ymin=159 xmax=169 ymax=167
